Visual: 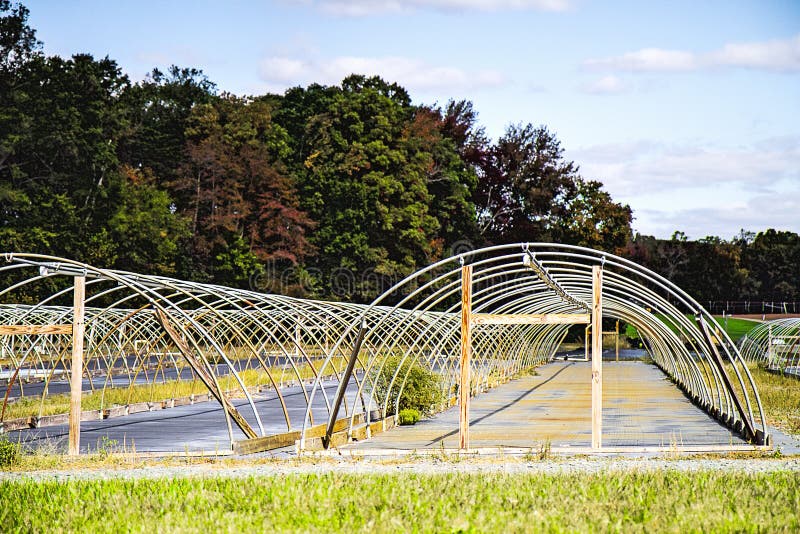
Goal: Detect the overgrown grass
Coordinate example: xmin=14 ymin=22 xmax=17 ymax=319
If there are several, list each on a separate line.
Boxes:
xmin=0 ymin=435 xmax=20 ymax=467
xmin=1 ymin=436 xmax=328 ymax=471
xmin=1 ymin=471 xmax=797 ymax=532
xmin=748 ymin=364 xmax=800 ymax=435
xmin=3 ymin=357 xmax=348 ymax=421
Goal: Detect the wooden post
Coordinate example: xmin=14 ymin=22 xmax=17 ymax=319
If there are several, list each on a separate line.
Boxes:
xmin=584 ymin=325 xmax=590 ymax=361
xmin=69 ymin=276 xmax=86 ymax=456
xmin=615 ymin=320 xmax=619 ymax=362
xmin=470 ymin=313 xmax=589 ymax=325
xmin=591 ymin=266 xmax=602 ymax=449
xmin=459 ymin=264 xmax=472 ymax=450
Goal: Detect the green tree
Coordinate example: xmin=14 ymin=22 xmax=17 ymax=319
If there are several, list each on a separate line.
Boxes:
xmin=475 ymin=124 xmax=631 ymax=252
xmin=172 ymin=95 xmax=313 ymax=286
xmin=277 ymin=75 xmax=440 ymax=299
xmin=0 ymin=49 xmax=130 ymax=260
xmin=415 ymin=103 xmax=480 ymax=253
xmin=107 ymin=166 xmax=188 ymax=274
xmin=1 ymin=3 xmax=188 ymax=283
xmin=2 ymin=1 xmax=58 ymax=255
xmin=626 ymin=232 xmax=752 ymax=303
xmin=741 ymin=229 xmax=800 ymax=301
xmin=556 ymin=179 xmax=632 ymax=253
xmin=118 ymin=65 xmax=217 ymax=187
xmin=0 ymin=0 xmax=39 ymax=80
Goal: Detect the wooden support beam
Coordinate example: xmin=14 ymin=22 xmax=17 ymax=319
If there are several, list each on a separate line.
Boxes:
xmin=591 ymin=266 xmax=603 ymax=450
xmin=323 ymin=320 xmax=367 ymax=450
xmin=69 ymin=276 xmax=85 ymax=456
xmin=459 ymin=264 xmax=472 ymax=450
xmin=156 ymin=308 xmax=258 ymax=440
xmin=585 ymin=325 xmax=590 ymax=362
xmin=470 ymin=313 xmax=590 ymax=326
xmin=767 ymin=325 xmax=772 ymax=361
xmin=586 ymin=325 xmax=618 ymax=363
xmin=0 ymin=324 xmax=73 ymax=336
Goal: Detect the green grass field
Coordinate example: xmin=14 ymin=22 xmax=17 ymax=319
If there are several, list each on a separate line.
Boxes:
xmin=625 ymin=314 xmax=759 ymax=343
xmin=713 ymin=316 xmax=759 ymax=341
xmin=1 ymin=471 xmax=797 ymax=532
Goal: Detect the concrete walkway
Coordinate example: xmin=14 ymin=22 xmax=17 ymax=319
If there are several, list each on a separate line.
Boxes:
xmin=346 ymin=360 xmax=746 ymax=451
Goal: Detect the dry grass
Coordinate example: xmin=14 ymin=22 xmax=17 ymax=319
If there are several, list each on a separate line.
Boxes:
xmin=748 ymin=364 xmax=800 ymax=435
xmin=2 ymin=357 xmax=348 ymax=421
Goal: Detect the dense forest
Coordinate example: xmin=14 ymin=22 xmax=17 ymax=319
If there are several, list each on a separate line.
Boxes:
xmin=1 ymin=2 xmax=798 ymax=304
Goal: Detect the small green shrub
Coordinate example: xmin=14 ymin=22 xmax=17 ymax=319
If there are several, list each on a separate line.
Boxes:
xmin=96 ymin=435 xmax=119 ymax=457
xmin=371 ymin=355 xmax=445 ymax=416
xmin=0 ymin=436 xmax=21 ymax=467
xmin=398 ymin=408 xmax=420 ymax=425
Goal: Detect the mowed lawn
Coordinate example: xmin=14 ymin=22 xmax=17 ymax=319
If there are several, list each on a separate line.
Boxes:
xmin=713 ymin=316 xmax=760 ymax=341
xmin=626 ymin=315 xmax=759 ymax=343
xmin=1 ymin=470 xmax=798 ymax=533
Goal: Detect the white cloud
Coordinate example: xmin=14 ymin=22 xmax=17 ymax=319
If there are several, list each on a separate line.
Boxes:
xmin=585 ymin=49 xmax=697 ymax=72
xmin=581 ymin=75 xmax=627 ymax=94
xmin=259 ymin=57 xmax=308 ymax=83
xmin=570 ymin=138 xmax=800 ymax=238
xmin=259 ymin=54 xmax=507 ymax=92
xmin=711 ymin=35 xmax=800 ymax=71
xmin=289 ymin=0 xmax=571 ymax=16
xmin=572 ymin=138 xmax=800 ymax=194
xmin=585 ymin=34 xmax=800 ymax=73
xmin=636 ymin=190 xmax=800 ymax=239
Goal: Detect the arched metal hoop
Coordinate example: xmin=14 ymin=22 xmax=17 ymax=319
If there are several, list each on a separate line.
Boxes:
xmin=303 ymin=243 xmax=769 ymax=447
xmin=0 ymin=246 xmax=770 ymax=451
xmin=739 ymin=318 xmax=800 ymax=376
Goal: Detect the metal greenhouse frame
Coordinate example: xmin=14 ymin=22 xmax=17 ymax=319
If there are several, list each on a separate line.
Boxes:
xmin=0 ymin=245 xmax=770 ymax=454
xmin=739 ymin=318 xmax=800 ymax=377
xmin=304 ymin=243 xmax=769 ymax=448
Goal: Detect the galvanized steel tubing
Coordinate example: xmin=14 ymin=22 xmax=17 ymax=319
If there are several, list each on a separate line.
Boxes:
xmin=0 ymin=246 xmax=769 ymax=449
xmin=304 ymin=243 xmax=769 ymax=446
xmin=0 ymin=253 xmax=368 ymax=444
xmin=739 ymin=318 xmax=800 ymax=376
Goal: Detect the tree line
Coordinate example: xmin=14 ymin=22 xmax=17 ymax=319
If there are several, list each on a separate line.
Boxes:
xmin=627 ymin=230 xmax=800 ymax=305
xmin=1 ymin=2 xmax=797 ymax=304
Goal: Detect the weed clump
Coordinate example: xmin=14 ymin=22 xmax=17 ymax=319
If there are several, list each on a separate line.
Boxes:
xmin=370 ymin=356 xmax=445 ymax=416
xmin=0 ymin=436 xmax=21 ymax=467
xmin=398 ymin=408 xmax=421 ymax=425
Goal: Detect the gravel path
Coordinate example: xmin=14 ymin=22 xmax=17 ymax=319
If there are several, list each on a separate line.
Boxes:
xmin=3 ymin=456 xmax=800 ymax=482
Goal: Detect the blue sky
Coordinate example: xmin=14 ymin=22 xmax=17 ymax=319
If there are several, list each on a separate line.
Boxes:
xmin=27 ymin=0 xmax=800 ymax=240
